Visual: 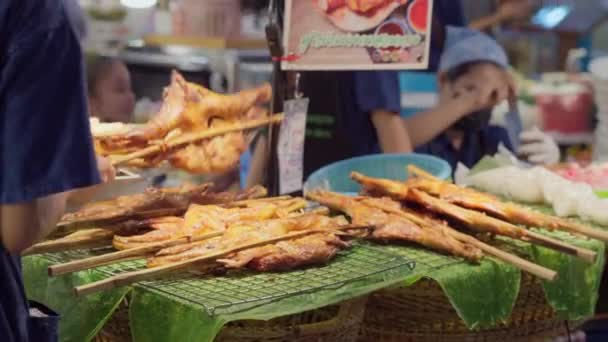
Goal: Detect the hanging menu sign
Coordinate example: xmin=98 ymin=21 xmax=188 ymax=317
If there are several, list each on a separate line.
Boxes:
xmin=282 ymin=0 xmax=433 ymax=70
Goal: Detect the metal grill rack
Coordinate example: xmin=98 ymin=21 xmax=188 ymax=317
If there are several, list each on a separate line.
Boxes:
xmin=42 ymin=242 xmax=429 ymax=316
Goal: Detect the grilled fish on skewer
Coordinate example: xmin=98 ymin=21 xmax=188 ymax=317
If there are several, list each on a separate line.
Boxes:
xmin=306 ymin=190 xmax=482 ymax=261
xmin=147 ymin=214 xmax=349 ymax=270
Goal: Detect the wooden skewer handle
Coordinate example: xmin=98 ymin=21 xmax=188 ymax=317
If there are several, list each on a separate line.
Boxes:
xmin=526 ymin=230 xmax=597 ymax=263
xmin=449 ymin=230 xmax=557 ymax=281
xmin=49 ymin=231 xmax=224 ymax=277
xmin=111 ymin=114 xmax=284 ymax=166
xmin=75 ymin=225 xmax=369 ymax=297
xmin=562 ymin=223 xmax=608 ymax=243
xmin=23 ymin=231 xmax=115 ymax=256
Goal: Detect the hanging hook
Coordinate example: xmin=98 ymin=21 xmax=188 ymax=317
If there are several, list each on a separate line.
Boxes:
xmin=295 ymin=72 xmax=303 ymax=99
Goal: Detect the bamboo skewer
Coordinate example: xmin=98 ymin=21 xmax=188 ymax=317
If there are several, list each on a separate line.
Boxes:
xmin=524 ymin=230 xmax=596 ymax=263
xmin=49 ymin=231 xmax=224 ymax=277
xmin=74 ymin=225 xmax=370 ymax=297
xmin=360 ymin=201 xmax=557 ymax=281
xmin=447 ymin=230 xmax=557 ymax=281
xmin=226 ymin=195 xmax=292 ymax=207
xmin=24 ymin=230 xmax=115 ymax=256
xmin=111 ymin=114 xmax=284 ymax=166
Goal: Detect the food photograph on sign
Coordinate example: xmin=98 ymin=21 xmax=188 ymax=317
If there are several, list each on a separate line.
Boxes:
xmin=283 ymin=0 xmax=433 ymax=70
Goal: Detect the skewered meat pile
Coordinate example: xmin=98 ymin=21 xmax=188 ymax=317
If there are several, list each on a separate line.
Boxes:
xmin=148 ymin=213 xmax=350 ymax=271
xmin=59 ymin=184 xmax=267 ymax=228
xmin=352 ymin=169 xmax=608 ymax=242
xmin=45 ymin=164 xmax=608 ymax=297
xmin=307 ymin=190 xmax=483 ymax=261
xmin=95 ymin=71 xmax=272 ymax=174
xmin=113 ymin=197 xmax=308 ymax=250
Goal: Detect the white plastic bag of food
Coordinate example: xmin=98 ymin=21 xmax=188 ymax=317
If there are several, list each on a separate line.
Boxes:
xmin=468 ymin=167 xmax=513 ymax=197
xmin=578 ymin=198 xmax=608 ymax=225
xmin=503 ymin=167 xmax=544 ymax=203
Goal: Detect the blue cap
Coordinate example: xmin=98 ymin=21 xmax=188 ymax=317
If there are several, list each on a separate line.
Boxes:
xmin=438 ymin=26 xmax=509 ymax=73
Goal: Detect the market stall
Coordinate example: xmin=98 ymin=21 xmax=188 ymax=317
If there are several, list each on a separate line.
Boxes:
xmin=22 ymin=161 xmax=607 ymax=341
xmin=19 ymin=1 xmax=608 ymax=341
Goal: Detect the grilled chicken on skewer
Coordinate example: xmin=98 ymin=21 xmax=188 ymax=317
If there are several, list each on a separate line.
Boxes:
xmin=404 ymin=170 xmax=608 ymax=242
xmin=113 ymin=198 xmax=308 ymax=250
xmin=351 ymin=172 xmax=596 ymax=262
xmin=356 ymin=198 xmax=557 ymax=280
xmin=355 ymin=166 xmax=608 ymax=242
xmin=94 ymin=71 xmax=273 ymax=174
xmin=59 ymin=185 xmax=266 ymax=228
xmin=306 ymin=190 xmax=482 ymax=261
xmin=147 ymin=214 xmax=350 ymax=271
xmin=98 ymin=72 xmax=271 ymax=150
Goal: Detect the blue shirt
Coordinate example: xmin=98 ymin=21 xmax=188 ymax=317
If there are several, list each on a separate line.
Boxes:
xmin=0 ymin=1 xmax=100 ymax=341
xmin=300 ymin=71 xmax=401 ymax=179
xmin=415 ymin=126 xmax=514 ymax=174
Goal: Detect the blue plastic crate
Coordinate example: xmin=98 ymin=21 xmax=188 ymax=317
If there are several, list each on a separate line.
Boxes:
xmin=304 ymin=153 xmax=451 ymax=195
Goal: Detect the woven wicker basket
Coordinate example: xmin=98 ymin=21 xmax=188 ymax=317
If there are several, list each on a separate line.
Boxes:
xmin=95 ymin=297 xmax=366 ymax=342
xmin=359 ymin=273 xmax=582 ymax=342
xmin=216 ymin=297 xmax=367 ymax=342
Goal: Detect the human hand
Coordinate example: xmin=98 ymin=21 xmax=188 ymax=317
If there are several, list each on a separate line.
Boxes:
xmin=453 ymin=63 xmax=516 ymax=110
xmin=518 ymin=128 xmax=560 ymax=165
xmin=497 ymin=0 xmax=533 ymax=22
xmin=97 ymin=155 xmax=116 ymax=183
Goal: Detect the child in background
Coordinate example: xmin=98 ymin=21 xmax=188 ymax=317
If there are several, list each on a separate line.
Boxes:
xmin=86 ymin=54 xmax=136 ymax=123
xmin=414 ymin=26 xmax=560 ymax=170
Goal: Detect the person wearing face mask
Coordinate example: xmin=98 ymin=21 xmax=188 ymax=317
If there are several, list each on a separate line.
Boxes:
xmin=414 ymin=26 xmax=559 ymax=172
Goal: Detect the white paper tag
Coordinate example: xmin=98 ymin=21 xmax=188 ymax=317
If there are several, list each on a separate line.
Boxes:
xmin=278 ymin=98 xmax=309 ymax=194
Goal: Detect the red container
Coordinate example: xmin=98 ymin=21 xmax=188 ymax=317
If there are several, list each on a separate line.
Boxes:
xmin=535 ymin=84 xmax=594 ymax=134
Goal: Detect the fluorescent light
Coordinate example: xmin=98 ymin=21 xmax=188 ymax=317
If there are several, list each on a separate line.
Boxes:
xmin=120 ymin=0 xmax=157 ymax=9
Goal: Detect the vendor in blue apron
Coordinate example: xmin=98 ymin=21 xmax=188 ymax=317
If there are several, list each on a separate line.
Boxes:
xmin=0 ymin=1 xmax=114 ymax=341
xmin=300 ymin=71 xmax=409 ymax=179
xmin=413 ymin=26 xmax=560 ymax=171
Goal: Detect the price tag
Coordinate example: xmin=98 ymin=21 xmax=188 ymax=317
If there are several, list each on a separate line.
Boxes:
xmin=278 ymin=98 xmax=309 ymax=194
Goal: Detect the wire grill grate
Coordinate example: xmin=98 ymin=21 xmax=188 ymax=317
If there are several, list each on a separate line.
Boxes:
xmin=41 ymin=242 xmax=419 ymax=315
